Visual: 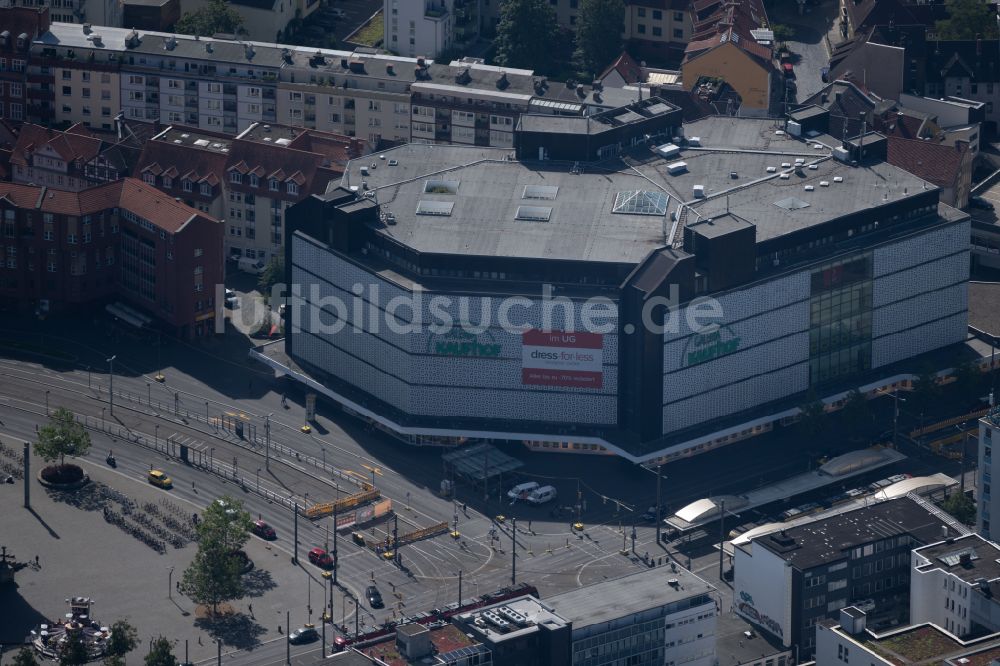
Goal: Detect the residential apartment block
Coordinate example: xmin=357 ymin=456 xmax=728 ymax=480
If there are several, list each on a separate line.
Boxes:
xmin=384 ymin=0 xmax=479 ymax=59
xmin=11 ymin=122 xmax=128 ymax=190
xmin=135 ymin=122 xmax=362 ymax=263
xmin=480 ymin=0 xmax=693 ymax=66
xmin=0 ymin=7 xmax=50 ymax=125
xmin=0 ymin=177 xmax=223 ymax=337
xmin=3 ymin=0 xmax=120 ymax=26
xmin=979 ymin=407 xmax=1000 ymax=540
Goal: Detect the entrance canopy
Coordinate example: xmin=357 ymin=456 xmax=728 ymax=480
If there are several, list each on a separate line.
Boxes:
xmin=442 ymin=442 xmax=524 ymax=482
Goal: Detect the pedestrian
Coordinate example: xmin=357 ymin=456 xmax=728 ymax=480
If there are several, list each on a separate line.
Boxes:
xmin=35 ymin=555 xmax=39 ymax=566
xmin=248 ymin=603 xmax=254 ymax=618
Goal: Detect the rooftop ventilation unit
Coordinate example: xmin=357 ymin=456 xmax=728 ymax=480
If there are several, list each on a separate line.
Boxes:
xmin=667 ymin=161 xmax=688 ymax=175
xmin=515 ymin=205 xmax=552 ymax=221
xmin=688 ymin=136 xmax=701 ymax=146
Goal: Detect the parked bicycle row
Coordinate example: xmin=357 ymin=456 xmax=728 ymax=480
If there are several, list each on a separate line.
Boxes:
xmin=102 ymin=507 xmax=167 ymax=554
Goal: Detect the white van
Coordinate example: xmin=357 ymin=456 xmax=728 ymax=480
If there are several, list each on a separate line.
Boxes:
xmin=238 ymin=257 xmax=266 ymax=274
xmin=507 ymin=481 xmax=540 ymax=501
xmin=526 ymin=485 xmax=557 ymax=505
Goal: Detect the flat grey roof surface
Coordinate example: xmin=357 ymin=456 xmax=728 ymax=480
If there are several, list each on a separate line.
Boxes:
xmin=914 ymin=534 xmax=1000 ymax=582
xmin=343 ymin=145 xmax=670 ymax=264
xmin=341 ymin=119 xmax=942 ymax=262
xmin=545 ymin=566 xmax=714 ymax=630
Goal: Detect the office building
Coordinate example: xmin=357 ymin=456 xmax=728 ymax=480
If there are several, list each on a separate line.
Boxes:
xmin=734 ymin=496 xmax=967 ymax=657
xmin=0 ymin=177 xmax=223 ymax=337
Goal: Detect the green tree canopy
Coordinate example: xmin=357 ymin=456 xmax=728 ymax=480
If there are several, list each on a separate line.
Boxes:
xmin=181 ymin=496 xmax=252 ymax=614
xmin=910 ymin=368 xmax=940 ymax=415
xmin=942 ymin=491 xmax=976 ymax=525
xmin=798 ymin=391 xmax=827 ymax=439
xmin=935 ymin=0 xmax=999 ymax=40
xmin=106 ymin=620 xmax=139 ymax=660
xmin=175 ymin=0 xmax=244 ymax=38
xmin=574 ymin=0 xmax=626 ymax=78
xmin=59 ymin=630 xmax=89 ymax=666
xmin=12 ymin=647 xmax=40 ymax=666
xmin=144 ymin=637 xmax=178 ymax=666
xmin=842 ymin=388 xmax=874 ymax=442
xmin=257 ymin=255 xmax=285 ymax=294
xmin=494 ymin=0 xmax=557 ymax=70
xmin=952 ymin=359 xmax=985 ymax=404
xmin=102 ymin=656 xmax=126 ymax=666
xmin=36 ymin=407 xmax=91 ymax=468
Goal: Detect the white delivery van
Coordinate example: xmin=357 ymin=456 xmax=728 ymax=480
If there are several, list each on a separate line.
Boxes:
xmin=526 ymin=485 xmax=557 ymax=505
xmin=238 ymin=257 xmax=266 ymax=274
xmin=507 ymin=481 xmax=540 ymax=501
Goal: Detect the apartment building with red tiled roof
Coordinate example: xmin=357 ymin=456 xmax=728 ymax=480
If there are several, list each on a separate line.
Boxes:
xmin=134 ymin=122 xmax=363 ymax=267
xmin=0 ymin=177 xmax=223 ymax=338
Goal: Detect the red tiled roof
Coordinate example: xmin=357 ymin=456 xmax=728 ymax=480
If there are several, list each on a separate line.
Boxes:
xmin=886 ymin=136 xmax=964 ymax=190
xmin=599 ymin=52 xmax=645 ymax=85
xmin=11 ymin=123 xmax=102 ymax=168
xmin=0 ymin=178 xmax=215 ymax=233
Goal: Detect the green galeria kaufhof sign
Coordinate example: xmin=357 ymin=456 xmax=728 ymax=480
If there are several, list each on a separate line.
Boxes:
xmin=428 ymin=329 xmax=502 ymax=357
xmin=683 ymin=324 xmax=741 ymax=366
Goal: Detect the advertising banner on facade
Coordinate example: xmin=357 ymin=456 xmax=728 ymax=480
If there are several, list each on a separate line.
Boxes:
xmin=521 ymin=330 xmax=603 ymax=388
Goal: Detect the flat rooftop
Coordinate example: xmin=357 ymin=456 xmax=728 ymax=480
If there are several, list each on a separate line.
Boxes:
xmin=969 ymin=281 xmax=1000 ymax=337
xmin=153 ymin=126 xmax=232 ymax=153
xmin=341 ymin=145 xmax=670 ymax=264
xmin=341 ymin=115 xmax=945 ymax=265
xmin=545 ymin=566 xmax=714 ymax=630
xmin=914 ymin=534 xmax=1000 ymax=583
xmin=455 ymin=596 xmax=567 ymax=644
xmin=840 ymin=623 xmax=1000 ymax=666
xmin=753 ymin=496 xmax=963 ymax=570
xmin=360 ymin=624 xmax=480 ymax=665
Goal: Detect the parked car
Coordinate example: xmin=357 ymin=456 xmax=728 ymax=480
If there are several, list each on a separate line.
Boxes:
xmin=366 ymin=585 xmax=384 ymax=609
xmin=507 ymin=481 xmax=540 ymax=501
xmin=641 ymin=506 xmax=666 ymax=522
xmin=251 ymin=520 xmax=276 ymax=540
xmin=147 ymin=469 xmax=173 ymax=489
xmin=971 ymin=196 xmax=995 ymax=211
xmin=308 ymin=547 xmax=334 ymax=569
xmin=526 ymin=485 xmax=558 ymax=505
xmin=288 ymin=625 xmax=319 ymax=644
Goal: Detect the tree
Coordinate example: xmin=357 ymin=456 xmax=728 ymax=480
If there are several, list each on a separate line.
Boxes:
xmin=257 ymin=255 xmax=285 ymax=294
xmin=942 ymin=491 xmax=976 ymax=525
xmin=797 ymin=391 xmax=827 ymax=439
xmin=59 ymin=630 xmax=89 ymax=666
xmin=842 ymin=388 xmax=874 ymax=442
xmin=911 ymin=369 xmax=940 ymax=414
xmin=494 ymin=0 xmax=557 ymax=70
xmin=771 ymin=23 xmax=795 ymax=44
xmin=12 ymin=647 xmax=39 ymax=666
xmin=106 ymin=620 xmax=139 ymax=661
xmin=181 ymin=495 xmax=252 ymax=615
xmin=143 ymin=637 xmax=178 ymax=666
xmin=574 ymin=0 xmax=626 ymax=78
xmin=175 ymin=0 xmax=244 ymax=38
xmin=935 ymin=0 xmax=999 ymax=40
xmin=35 ymin=407 xmax=91 ymax=469
xmin=952 ymin=359 xmax=984 ymax=405
xmin=103 ymin=656 xmax=127 ymax=666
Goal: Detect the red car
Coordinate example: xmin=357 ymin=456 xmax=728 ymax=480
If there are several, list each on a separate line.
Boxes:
xmin=308 ymin=547 xmax=334 ymax=569
xmin=251 ymin=520 xmax=276 ymax=540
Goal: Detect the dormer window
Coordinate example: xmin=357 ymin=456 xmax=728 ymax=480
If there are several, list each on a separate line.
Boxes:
xmin=269 ymin=179 xmax=279 ymax=191
xmin=287 ymin=182 xmax=298 ymax=195
xmin=230 ymin=171 xmax=242 ymax=184
xmin=182 ymin=180 xmax=192 ymax=192
xmin=163 ymin=176 xmax=172 ymax=188
xmin=249 ymin=173 xmax=258 ymax=187
xmin=199 ymin=183 xmax=212 ymax=196
xmin=143 ymin=172 xmax=155 ymax=185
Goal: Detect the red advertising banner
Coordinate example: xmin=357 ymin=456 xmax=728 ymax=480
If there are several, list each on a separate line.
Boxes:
xmin=521 ymin=330 xmax=603 ymax=389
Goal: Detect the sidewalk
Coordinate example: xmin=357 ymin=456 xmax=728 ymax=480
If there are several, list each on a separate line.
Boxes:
xmin=0 ymin=447 xmax=315 ymax=662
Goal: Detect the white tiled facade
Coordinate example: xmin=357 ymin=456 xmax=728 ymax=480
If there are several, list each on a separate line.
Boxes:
xmin=291 ymin=235 xmax=619 ymax=425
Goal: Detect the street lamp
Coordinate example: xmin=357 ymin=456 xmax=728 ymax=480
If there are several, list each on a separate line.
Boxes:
xmin=107 ymin=355 xmax=117 ymax=415
xmin=168 ymin=566 xmax=175 ymax=599
xmin=875 ymin=387 xmax=905 ymax=449
xmin=265 ymin=413 xmax=273 ymax=470
xmin=641 ymin=463 xmax=666 ymax=544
